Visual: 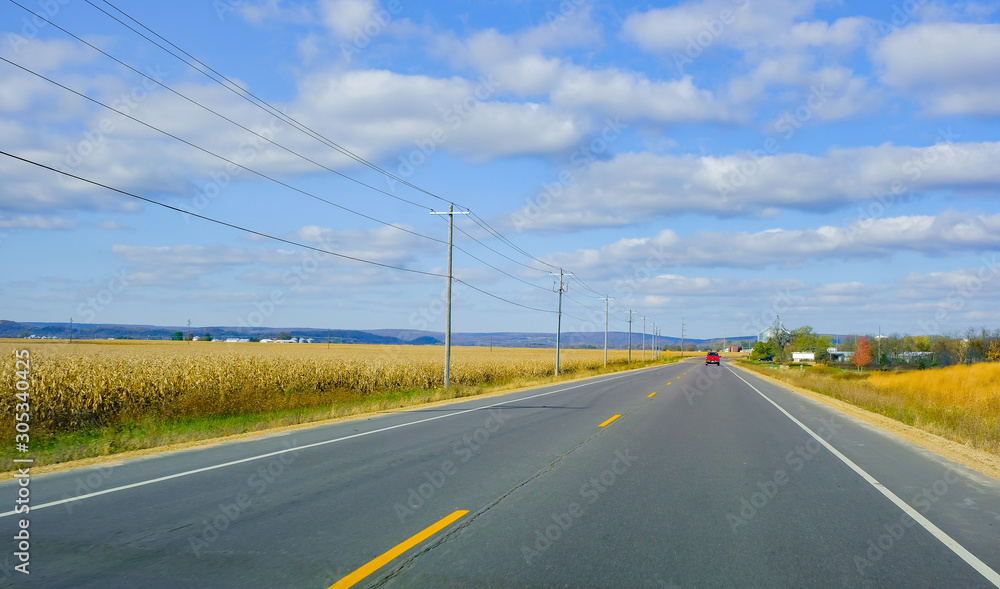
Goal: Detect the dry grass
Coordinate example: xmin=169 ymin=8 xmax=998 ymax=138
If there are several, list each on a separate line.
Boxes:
xmin=742 ymin=362 xmax=1000 ymax=454
xmin=1 ymin=340 xmax=667 ymax=466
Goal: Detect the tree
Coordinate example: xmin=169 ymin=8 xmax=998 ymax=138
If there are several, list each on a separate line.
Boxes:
xmin=171 ymin=331 xmax=184 ymax=341
xmin=853 ymin=336 xmax=872 ymax=372
xmin=276 ymin=332 xmax=292 ymax=340
xmin=988 ymin=339 xmax=1000 ymax=362
xmin=751 ymin=341 xmax=776 ymax=361
xmin=202 ymin=332 xmax=213 ymax=342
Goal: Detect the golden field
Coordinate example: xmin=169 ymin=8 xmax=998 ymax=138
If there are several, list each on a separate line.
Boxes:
xmin=1 ymin=340 xmax=651 ymax=440
xmin=744 ymin=362 xmax=1000 ymax=454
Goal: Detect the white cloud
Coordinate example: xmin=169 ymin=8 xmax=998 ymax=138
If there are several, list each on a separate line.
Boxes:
xmin=436 ymin=11 xmax=729 ymax=124
xmin=236 ymin=0 xmax=312 ymax=26
xmin=319 ymin=0 xmax=379 ymax=38
xmin=544 ymin=212 xmax=1000 ymax=273
xmin=0 ymin=215 xmax=77 ymax=229
xmin=622 ymin=0 xmax=869 ymax=54
xmin=875 ymin=22 xmax=1000 ymax=115
xmin=510 ymin=139 xmax=1000 ymax=230
xmin=295 ymin=69 xmax=588 ymax=161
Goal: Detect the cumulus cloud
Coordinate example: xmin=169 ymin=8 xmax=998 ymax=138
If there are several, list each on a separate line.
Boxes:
xmin=622 ymin=0 xmax=871 ymax=54
xmin=543 ymin=212 xmax=1000 ymax=273
xmin=875 ymin=22 xmax=1000 ymax=115
xmin=509 ymin=139 xmax=1000 ymax=230
xmin=436 ymin=11 xmax=730 ymax=123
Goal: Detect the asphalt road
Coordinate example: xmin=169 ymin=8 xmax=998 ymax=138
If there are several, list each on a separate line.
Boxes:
xmin=2 ymin=360 xmax=999 ymax=588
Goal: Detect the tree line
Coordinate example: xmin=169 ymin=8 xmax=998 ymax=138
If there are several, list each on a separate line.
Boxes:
xmin=750 ymin=326 xmax=1000 ymax=369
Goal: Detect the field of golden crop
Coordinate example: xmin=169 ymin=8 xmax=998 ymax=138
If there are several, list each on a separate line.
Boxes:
xmin=1 ymin=340 xmax=651 ymax=440
xmin=743 ymin=361 xmax=1000 ymax=453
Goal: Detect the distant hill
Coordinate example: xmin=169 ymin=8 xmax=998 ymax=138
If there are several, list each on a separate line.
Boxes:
xmin=1 ymin=320 xmax=754 ymax=349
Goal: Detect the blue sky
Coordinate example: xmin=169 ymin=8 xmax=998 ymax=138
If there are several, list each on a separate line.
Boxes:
xmin=2 ymin=0 xmax=1000 ymax=339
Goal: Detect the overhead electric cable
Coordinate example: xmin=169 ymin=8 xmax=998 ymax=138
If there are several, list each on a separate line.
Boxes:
xmin=6 ymin=0 xmax=434 ymax=211
xmin=86 ymin=0 xmax=458 ymax=208
xmin=0 ymin=150 xmax=447 ymax=277
xmin=0 ymin=56 xmax=448 ymax=248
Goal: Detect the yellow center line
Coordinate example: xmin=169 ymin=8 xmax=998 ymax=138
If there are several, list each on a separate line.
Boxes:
xmin=648 ymin=392 xmax=656 ymax=397
xmin=666 ymin=382 xmax=672 ymax=385
xmin=329 ymin=509 xmax=469 ymax=589
xmin=599 ymin=414 xmax=621 ymax=427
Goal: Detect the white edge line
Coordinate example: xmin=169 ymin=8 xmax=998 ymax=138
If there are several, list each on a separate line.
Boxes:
xmin=1 ymin=366 xmax=664 ymax=518
xmin=727 ymin=366 xmax=1000 ymax=587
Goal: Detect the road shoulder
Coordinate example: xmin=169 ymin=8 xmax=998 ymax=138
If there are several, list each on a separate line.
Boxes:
xmin=729 ymin=363 xmax=1000 ymax=482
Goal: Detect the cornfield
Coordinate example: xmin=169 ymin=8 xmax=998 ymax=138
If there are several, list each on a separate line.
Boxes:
xmin=1 ymin=341 xmax=643 ymax=438
xmin=745 ymin=361 xmax=1000 ymax=453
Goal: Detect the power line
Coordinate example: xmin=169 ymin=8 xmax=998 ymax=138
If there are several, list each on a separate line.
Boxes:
xmin=0 ymin=149 xmax=448 ymax=278
xmin=453 ymin=279 xmax=553 ymax=314
xmin=18 ymin=0 xmax=575 ymax=286
xmin=86 ymin=0 xmax=458 ymax=209
xmin=6 ymin=0 xmax=436 ymax=212
xmin=3 ymin=148 xmax=561 ymax=317
xmin=448 ymin=219 xmax=551 ymax=273
xmin=0 ymin=55 xmax=449 ymax=249
xmin=8 ymin=0 xmax=656 ymax=324
xmin=1 ymin=56 xmax=556 ymax=298
xmin=12 ymin=0 xmax=571 ymax=291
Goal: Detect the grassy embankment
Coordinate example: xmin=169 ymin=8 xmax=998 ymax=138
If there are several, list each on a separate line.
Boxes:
xmin=740 ymin=361 xmax=1000 ymax=455
xmin=2 ymin=340 xmax=676 ymax=468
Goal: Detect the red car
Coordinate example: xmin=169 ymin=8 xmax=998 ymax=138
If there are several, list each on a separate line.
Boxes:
xmin=706 ymin=351 xmax=721 ymax=366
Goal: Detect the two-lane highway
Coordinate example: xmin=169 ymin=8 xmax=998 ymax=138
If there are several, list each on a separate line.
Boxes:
xmin=3 ymin=360 xmax=999 ymax=587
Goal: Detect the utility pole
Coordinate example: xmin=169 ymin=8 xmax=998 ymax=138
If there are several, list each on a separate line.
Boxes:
xmin=878 ymin=325 xmax=881 ymax=367
xmin=642 ymin=317 xmax=646 ymax=362
xmin=627 ymin=309 xmax=634 ymax=363
xmin=549 ymin=269 xmax=573 ymax=376
xmin=601 ymin=296 xmax=610 ymax=367
xmin=680 ymin=318 xmax=686 ymax=357
xmin=187 ymin=319 xmax=191 ymax=344
xmin=69 ymin=317 xmax=73 ymax=343
xmin=431 ymin=205 xmax=469 ymax=388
